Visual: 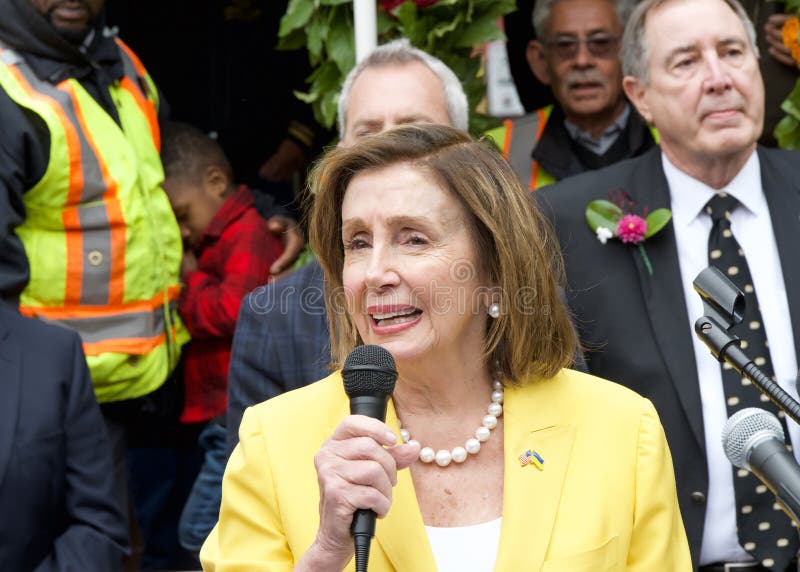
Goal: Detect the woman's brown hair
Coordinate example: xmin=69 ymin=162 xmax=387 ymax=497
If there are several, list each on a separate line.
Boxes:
xmin=308 ymin=124 xmax=576 ymax=383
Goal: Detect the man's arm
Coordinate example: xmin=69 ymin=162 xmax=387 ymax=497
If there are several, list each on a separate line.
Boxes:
xmin=226 ymin=290 xmax=284 ymax=456
xmin=627 ymin=400 xmax=692 ymax=570
xmin=34 ymin=331 xmax=130 ymax=571
xmin=0 ymin=88 xmax=49 ymax=301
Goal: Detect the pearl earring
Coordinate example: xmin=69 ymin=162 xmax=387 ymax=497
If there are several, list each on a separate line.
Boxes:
xmin=488 ymin=303 xmax=500 ymax=319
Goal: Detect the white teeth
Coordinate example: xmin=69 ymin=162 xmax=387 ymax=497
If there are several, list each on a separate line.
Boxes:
xmin=376 ymin=314 xmax=418 ymax=327
xmin=372 ymin=309 xmax=416 ymax=320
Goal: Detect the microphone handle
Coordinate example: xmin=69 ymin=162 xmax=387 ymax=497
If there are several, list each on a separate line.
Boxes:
xmin=349 ymin=395 xmax=390 ymax=572
xmin=350 ymin=395 xmax=389 ymax=420
xmin=749 ymin=438 xmax=800 ymax=526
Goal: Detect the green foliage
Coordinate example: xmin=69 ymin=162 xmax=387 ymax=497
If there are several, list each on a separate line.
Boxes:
xmin=277 ymin=0 xmax=516 ymax=136
xmin=772 ymin=2 xmax=800 ymax=148
xmin=775 ymin=70 xmax=800 ymax=149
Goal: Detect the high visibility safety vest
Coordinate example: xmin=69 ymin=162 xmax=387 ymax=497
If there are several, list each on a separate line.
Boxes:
xmin=0 ymin=38 xmax=186 ymax=403
xmin=486 ymin=105 xmax=557 ymax=192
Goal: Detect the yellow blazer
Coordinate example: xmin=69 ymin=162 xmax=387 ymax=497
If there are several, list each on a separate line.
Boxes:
xmin=201 ymin=369 xmax=691 ymax=571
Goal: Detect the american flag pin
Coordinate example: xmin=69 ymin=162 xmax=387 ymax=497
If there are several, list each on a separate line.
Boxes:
xmin=519 ymin=449 xmax=544 ymax=470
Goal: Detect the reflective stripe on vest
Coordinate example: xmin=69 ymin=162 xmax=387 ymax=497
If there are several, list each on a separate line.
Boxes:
xmin=25 ymin=286 xmax=181 ymax=356
xmin=115 ymin=38 xmax=160 ymax=151
xmin=0 ymin=48 xmax=124 ymax=307
xmin=504 ymin=106 xmax=556 ymax=191
xmin=0 ymin=40 xmax=184 ymax=399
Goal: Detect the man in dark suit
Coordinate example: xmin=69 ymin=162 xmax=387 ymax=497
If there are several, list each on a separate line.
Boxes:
xmin=539 ymin=0 xmax=800 ymax=569
xmin=0 ymin=304 xmax=129 ymax=570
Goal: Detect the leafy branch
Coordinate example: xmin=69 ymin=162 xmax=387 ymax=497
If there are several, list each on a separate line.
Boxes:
xmin=278 ymin=0 xmax=517 ymax=136
xmin=772 ymin=0 xmax=800 ymax=148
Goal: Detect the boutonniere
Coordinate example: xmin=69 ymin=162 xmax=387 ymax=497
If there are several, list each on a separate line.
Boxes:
xmin=585 ymin=190 xmax=672 ymax=276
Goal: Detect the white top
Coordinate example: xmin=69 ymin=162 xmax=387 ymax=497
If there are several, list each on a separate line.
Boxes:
xmin=664 ymin=151 xmax=799 ymax=565
xmin=425 ymin=517 xmax=502 ymax=572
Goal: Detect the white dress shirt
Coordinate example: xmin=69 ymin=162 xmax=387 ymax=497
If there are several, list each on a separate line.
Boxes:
xmin=664 ymin=151 xmax=799 ymax=565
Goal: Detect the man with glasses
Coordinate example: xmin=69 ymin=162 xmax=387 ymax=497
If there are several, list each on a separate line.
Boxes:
xmin=488 ymin=0 xmax=655 ymax=191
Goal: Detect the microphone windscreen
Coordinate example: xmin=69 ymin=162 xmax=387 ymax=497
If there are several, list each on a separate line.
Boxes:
xmin=721 ymin=407 xmax=785 ymax=468
xmin=342 ymin=345 xmax=397 ymax=398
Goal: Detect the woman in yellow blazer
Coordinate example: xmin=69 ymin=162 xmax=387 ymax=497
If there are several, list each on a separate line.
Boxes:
xmin=201 ymin=125 xmax=691 ymax=571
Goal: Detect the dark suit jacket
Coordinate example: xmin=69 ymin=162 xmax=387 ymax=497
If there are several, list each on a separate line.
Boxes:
xmin=0 ymin=304 xmax=129 ymax=571
xmin=226 ymin=260 xmax=330 ymax=455
xmin=537 ymin=146 xmax=800 ymax=569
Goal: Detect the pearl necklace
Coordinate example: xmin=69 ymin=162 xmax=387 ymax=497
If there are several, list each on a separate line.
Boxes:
xmin=398 ymin=380 xmax=504 ymax=467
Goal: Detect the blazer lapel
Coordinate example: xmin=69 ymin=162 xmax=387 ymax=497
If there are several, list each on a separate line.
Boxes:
xmin=494 ymin=382 xmax=576 ymax=570
xmin=759 ymin=148 xmax=800 ymax=365
xmin=374 ymin=399 xmax=438 ymax=571
xmin=624 ymin=150 xmax=705 ymax=449
xmin=0 ymin=318 xmax=21 ymax=491
xmin=375 ymin=383 xmax=577 ymax=570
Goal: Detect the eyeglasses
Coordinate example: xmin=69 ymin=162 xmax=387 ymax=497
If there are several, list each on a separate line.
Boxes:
xmin=545 ymin=34 xmax=621 ymax=61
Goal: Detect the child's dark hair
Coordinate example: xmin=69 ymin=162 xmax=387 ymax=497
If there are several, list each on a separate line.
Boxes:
xmin=160 ymin=121 xmax=234 ymax=184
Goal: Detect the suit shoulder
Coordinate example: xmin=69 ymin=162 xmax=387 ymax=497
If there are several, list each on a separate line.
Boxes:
xmin=243 ymin=372 xmax=343 ymax=436
xmin=758 ymin=146 xmax=800 ymax=172
xmin=536 ymin=149 xmax=660 ymax=215
xmin=563 ymin=368 xmax=652 ymax=406
xmin=239 ymin=261 xmax=324 ymax=320
xmin=0 ymin=305 xmax=81 ymax=350
xmin=527 ymin=368 xmax=656 ymax=420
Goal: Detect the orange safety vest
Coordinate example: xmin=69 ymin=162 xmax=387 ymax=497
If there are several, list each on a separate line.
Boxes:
xmin=0 ymin=37 xmax=186 ymax=402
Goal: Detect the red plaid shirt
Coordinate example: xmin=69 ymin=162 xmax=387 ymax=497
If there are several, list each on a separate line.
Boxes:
xmin=178 ymin=186 xmax=283 ymax=423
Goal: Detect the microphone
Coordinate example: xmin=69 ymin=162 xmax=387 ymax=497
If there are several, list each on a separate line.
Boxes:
xmin=722 ymin=408 xmax=800 ymax=526
xmin=341 ymin=344 xmax=398 ymax=572
xmin=693 ymin=267 xmax=800 ymax=424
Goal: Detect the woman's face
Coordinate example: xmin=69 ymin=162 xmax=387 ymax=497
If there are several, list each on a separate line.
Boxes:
xmin=341 ymin=163 xmax=490 ymax=367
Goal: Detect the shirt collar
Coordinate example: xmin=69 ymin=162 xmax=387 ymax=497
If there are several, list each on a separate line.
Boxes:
xmin=663 ymin=150 xmax=763 ymax=228
xmin=563 ymin=104 xmax=630 ymax=152
xmin=197 ymin=186 xmax=255 ymax=248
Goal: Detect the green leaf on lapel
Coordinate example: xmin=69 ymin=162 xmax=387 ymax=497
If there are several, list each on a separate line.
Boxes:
xmin=585 ymin=200 xmax=623 ymax=234
xmin=644 ymin=208 xmax=672 ymax=238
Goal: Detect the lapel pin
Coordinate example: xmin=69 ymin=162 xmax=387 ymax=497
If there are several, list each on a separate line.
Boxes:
xmin=519 ymin=449 xmax=544 ymax=470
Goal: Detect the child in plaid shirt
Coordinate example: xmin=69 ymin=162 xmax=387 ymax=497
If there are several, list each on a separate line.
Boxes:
xmin=160 ymin=122 xmax=284 ymax=553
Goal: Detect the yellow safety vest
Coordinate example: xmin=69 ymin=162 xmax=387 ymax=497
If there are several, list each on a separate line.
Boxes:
xmin=0 ymin=38 xmax=186 ymax=402
xmin=486 ymin=106 xmax=557 ymax=191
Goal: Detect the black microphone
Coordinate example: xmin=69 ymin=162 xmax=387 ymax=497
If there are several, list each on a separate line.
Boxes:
xmin=722 ymin=408 xmax=800 ymax=526
xmin=341 ymin=344 xmax=398 ymax=572
xmin=693 ymin=267 xmax=800 ymax=425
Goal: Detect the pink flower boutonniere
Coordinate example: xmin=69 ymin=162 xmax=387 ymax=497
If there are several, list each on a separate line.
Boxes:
xmin=585 ymin=190 xmax=672 ymax=276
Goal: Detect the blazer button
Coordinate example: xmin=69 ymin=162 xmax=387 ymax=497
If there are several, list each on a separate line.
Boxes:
xmin=690 ymin=491 xmax=706 ymax=505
